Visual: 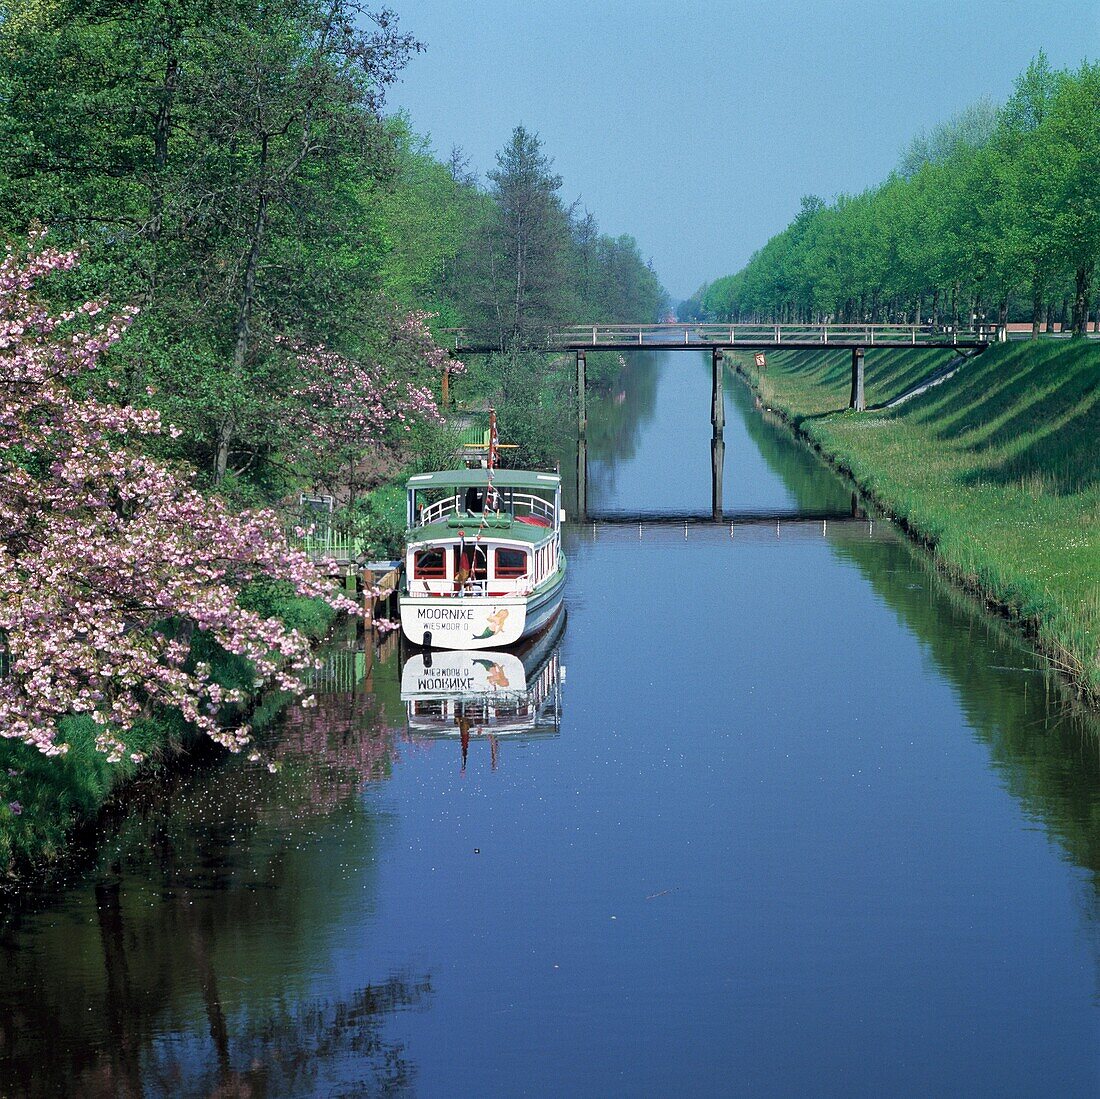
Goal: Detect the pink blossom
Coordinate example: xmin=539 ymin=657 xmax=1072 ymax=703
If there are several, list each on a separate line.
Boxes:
xmin=0 ymin=235 xmax=359 ymax=761
xmin=280 ymin=310 xmax=462 ymax=479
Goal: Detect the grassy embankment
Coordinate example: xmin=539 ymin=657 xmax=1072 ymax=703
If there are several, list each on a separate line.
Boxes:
xmin=0 ymin=590 xmax=337 ymax=878
xmin=732 ymin=340 xmax=1100 ymax=702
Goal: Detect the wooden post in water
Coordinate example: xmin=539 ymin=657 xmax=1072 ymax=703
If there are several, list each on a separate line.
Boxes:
xmin=849 ymin=346 xmax=866 ymax=411
xmin=576 ymin=436 xmax=588 ymax=522
xmin=576 ymin=352 xmax=587 ymax=437
xmin=359 ymin=569 xmax=374 ymax=632
xmin=711 ymin=349 xmax=725 ymax=434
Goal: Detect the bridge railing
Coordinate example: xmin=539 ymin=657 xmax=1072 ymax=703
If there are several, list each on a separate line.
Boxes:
xmin=441 ymin=322 xmax=995 ymax=350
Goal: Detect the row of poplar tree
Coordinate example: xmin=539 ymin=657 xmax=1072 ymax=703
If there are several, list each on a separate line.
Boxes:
xmin=685 ymin=54 xmax=1100 ymax=337
xmin=0 ymin=0 xmax=665 ymax=499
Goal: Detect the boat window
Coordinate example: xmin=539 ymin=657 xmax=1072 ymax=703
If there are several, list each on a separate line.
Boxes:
xmin=455 ymin=545 xmax=488 ymax=580
xmin=414 ymin=548 xmax=447 ymax=579
xmin=495 ymin=547 xmax=528 ymax=578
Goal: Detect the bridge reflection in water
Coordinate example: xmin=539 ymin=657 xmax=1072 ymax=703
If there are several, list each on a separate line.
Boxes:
xmin=574 ymin=426 xmax=873 ymax=527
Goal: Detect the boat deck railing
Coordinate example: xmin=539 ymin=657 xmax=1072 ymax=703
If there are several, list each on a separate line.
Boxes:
xmin=416 ymin=491 xmax=557 ymax=530
xmin=419 ymin=495 xmax=460 ymax=525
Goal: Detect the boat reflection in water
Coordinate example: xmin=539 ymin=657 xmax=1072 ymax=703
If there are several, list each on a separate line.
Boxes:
xmin=400 ymin=611 xmax=565 ymax=769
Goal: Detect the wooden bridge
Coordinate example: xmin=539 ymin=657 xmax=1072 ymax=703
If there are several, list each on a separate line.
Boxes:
xmin=442 ymin=322 xmax=990 ymax=418
xmin=442 ymin=322 xmax=995 ymax=354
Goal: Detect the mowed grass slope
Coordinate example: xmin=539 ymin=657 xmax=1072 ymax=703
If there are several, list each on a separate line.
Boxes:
xmin=736 ymin=341 xmax=1100 ymax=700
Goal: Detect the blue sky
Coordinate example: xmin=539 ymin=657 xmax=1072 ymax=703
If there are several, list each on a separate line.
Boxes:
xmin=389 ymin=1 xmax=1100 ymax=299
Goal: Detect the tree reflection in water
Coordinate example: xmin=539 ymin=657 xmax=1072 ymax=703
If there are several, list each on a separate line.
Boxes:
xmin=0 ymin=637 xmax=428 ymax=1097
xmin=140 ymin=975 xmax=431 ymax=1098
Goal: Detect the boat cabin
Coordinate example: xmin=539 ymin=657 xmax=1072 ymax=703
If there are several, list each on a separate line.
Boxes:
xmin=404 ymin=469 xmax=562 ymax=598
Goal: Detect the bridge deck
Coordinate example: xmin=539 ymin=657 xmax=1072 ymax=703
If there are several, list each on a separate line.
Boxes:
xmin=443 ymin=322 xmax=993 ymax=354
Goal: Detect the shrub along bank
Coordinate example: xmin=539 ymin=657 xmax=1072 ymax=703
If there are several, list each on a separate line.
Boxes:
xmin=0 ymin=592 xmax=337 ymax=879
xmin=733 ymin=340 xmax=1100 ymax=701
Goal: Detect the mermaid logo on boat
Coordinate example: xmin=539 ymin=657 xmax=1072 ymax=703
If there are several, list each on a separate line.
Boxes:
xmin=473 ymin=608 xmax=509 ymax=640
xmin=472 ymin=658 xmax=511 ymax=688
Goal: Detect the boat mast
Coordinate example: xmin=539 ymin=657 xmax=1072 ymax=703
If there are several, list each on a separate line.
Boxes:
xmin=486 ymin=407 xmax=499 ymax=511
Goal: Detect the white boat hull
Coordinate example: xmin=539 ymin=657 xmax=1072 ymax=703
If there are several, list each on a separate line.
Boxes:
xmin=400 ymin=571 xmax=565 ymax=650
xmin=400 ymin=595 xmax=528 ymax=649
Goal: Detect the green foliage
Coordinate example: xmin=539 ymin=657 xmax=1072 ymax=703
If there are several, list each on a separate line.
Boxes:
xmin=495 ymin=356 xmax=575 ymax=466
xmin=238 ymin=582 xmax=339 ymax=641
xmin=340 ymin=482 xmax=408 ymax=559
xmin=387 ymin=123 xmax=666 ymax=353
xmin=376 ymin=116 xmax=492 ymax=321
xmin=583 ymin=351 xmax=629 ymax=391
xmin=0 ymin=0 xmax=415 ymax=486
xmin=0 ymin=588 xmax=343 ymax=876
xmin=0 ymin=5 xmax=665 ymax=496
xmin=0 ymin=712 xmax=186 ymax=876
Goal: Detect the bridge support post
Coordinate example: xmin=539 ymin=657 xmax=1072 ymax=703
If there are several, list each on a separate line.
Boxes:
xmin=576 ymin=436 xmax=588 ymax=522
xmin=849 ymin=346 xmax=866 ymax=411
xmin=711 ymin=434 xmax=724 ymax=521
xmin=576 ymin=352 xmax=587 ymax=437
xmin=711 ymin=349 xmax=725 ymax=434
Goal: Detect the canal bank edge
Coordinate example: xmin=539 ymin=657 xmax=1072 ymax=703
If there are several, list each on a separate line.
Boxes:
xmin=727 ymin=341 xmax=1100 ymax=706
xmin=0 ymin=592 xmax=338 ymax=882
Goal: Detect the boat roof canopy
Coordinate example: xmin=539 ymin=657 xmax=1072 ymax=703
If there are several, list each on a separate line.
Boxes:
xmin=406 ymin=469 xmax=560 ymax=490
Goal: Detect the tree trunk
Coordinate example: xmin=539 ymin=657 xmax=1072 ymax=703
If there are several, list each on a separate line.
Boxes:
xmin=1045 ymin=301 xmax=1055 ymax=333
xmin=930 ymin=288 xmax=940 ymax=328
xmin=511 ymin=214 xmax=526 ymax=346
xmin=1071 ymin=264 xmax=1093 ymax=337
xmin=148 ymin=48 xmax=178 ymax=243
xmin=217 ymin=135 xmax=270 ymax=484
xmin=214 ymin=420 xmax=232 ymax=482
xmin=1059 ymin=295 xmax=1069 ymax=333
xmin=1030 ymin=268 xmax=1044 ymax=339
xmin=951 ymin=282 xmax=960 ymax=330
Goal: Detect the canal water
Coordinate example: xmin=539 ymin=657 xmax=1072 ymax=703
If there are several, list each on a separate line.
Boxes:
xmin=2 ymin=353 xmax=1098 ymax=1097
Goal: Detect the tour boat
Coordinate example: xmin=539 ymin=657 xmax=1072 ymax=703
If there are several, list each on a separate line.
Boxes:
xmin=398 ymin=459 xmax=566 ymax=650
